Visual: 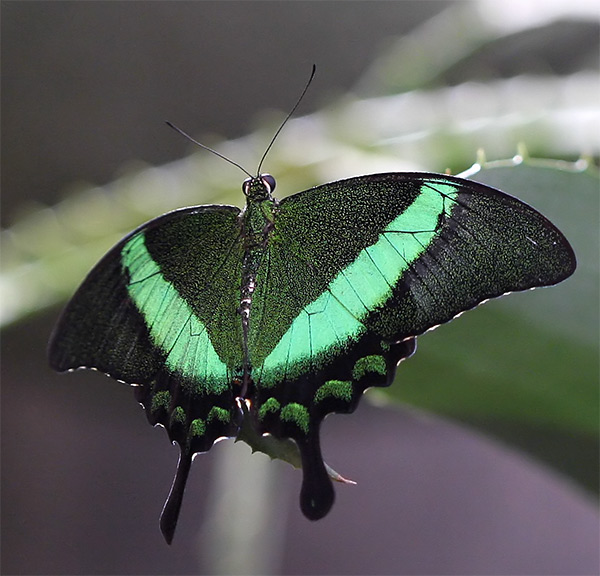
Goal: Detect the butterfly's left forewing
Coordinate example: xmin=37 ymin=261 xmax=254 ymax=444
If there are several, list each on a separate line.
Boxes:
xmin=246 ymin=172 xmax=575 ymax=519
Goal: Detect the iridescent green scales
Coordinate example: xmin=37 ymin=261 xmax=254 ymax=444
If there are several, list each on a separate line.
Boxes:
xmin=151 ymin=390 xmax=171 ymax=413
xmin=49 ymin=171 xmax=576 ymax=544
xmin=122 ymin=233 xmax=229 ymax=395
xmin=314 ymin=381 xmax=353 ymax=404
xmin=170 ymin=406 xmax=186 ymax=427
xmin=208 ymin=407 xmax=231 ymax=424
xmin=353 ymin=355 xmax=387 ymax=380
xmin=258 ymin=398 xmax=281 ymax=420
xmin=189 ymin=419 xmax=206 ymax=440
xmin=280 ymin=404 xmax=310 ymax=435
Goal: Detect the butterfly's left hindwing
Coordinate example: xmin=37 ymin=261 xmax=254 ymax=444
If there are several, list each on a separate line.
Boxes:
xmin=246 ymin=172 xmax=575 ymax=520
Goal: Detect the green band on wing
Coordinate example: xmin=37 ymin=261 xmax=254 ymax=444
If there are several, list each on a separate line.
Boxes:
xmin=122 ymin=234 xmax=229 ymax=394
xmin=260 ymin=182 xmax=457 ymax=384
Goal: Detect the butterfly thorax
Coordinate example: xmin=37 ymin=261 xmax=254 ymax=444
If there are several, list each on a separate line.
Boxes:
xmin=240 ymin=174 xmax=278 ymax=249
xmin=239 ymin=175 xmax=279 ymax=394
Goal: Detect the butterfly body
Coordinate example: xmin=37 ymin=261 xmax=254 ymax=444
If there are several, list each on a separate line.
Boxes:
xmin=49 ymin=171 xmax=576 ymax=543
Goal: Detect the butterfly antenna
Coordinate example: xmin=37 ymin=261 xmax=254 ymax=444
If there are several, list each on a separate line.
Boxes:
xmin=256 ymin=64 xmax=316 ymax=176
xmin=165 ymin=121 xmax=253 ymax=178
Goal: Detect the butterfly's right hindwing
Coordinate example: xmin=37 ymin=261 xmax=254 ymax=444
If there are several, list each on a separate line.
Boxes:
xmin=48 ymin=203 xmax=248 ymax=545
xmin=49 ymin=203 xmax=247 ymax=461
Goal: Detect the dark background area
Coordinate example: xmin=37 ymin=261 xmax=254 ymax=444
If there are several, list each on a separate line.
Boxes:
xmin=2 ymin=0 xmax=450 ymax=224
xmin=2 ymin=2 xmax=598 ymax=575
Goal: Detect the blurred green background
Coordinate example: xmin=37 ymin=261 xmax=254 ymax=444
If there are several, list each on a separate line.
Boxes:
xmin=2 ymin=1 xmax=598 ymax=574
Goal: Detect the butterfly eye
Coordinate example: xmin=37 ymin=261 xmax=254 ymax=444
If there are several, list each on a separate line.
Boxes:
xmin=260 ymin=174 xmax=276 ymax=193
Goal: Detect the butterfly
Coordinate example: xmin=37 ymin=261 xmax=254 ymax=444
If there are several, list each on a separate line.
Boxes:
xmin=48 ymin=71 xmax=576 ymax=544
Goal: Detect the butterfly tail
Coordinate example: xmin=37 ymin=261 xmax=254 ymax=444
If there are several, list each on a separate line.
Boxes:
xmin=297 ymin=429 xmax=335 ymax=520
xmin=160 ymin=449 xmax=192 ymax=545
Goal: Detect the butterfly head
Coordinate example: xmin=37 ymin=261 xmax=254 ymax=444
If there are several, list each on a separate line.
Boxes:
xmin=243 ymin=173 xmax=276 ymax=202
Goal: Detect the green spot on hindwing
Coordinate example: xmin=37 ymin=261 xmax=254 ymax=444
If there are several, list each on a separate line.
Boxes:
xmin=258 ymin=397 xmax=281 ymax=421
xmin=171 ymin=406 xmax=186 ymax=427
xmin=207 ymin=407 xmax=230 ymax=424
xmin=151 ymin=390 xmax=171 ymax=414
xmin=314 ymin=380 xmax=353 ymax=404
xmin=352 ymin=355 xmax=387 ymax=380
xmin=188 ymin=418 xmax=206 ymax=440
xmin=280 ymin=403 xmax=310 ymax=435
